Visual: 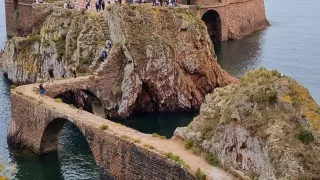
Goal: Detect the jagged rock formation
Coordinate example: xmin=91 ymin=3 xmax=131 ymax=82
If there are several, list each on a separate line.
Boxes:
xmin=174 ymin=69 xmax=320 ymax=180
xmin=3 ymin=4 xmax=237 ymax=118
xmin=3 ymin=6 xmax=105 ymax=84
xmin=93 ymin=5 xmax=237 ymax=118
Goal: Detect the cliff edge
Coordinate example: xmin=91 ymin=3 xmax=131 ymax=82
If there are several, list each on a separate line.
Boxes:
xmin=3 ymin=4 xmax=237 ymax=118
xmin=174 ymin=68 xmax=320 ymax=179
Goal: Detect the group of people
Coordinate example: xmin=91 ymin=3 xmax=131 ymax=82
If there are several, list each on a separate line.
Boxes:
xmin=94 ymin=0 xmax=106 ymax=12
xmin=64 ymin=0 xmax=79 ymax=9
xmin=152 ymin=0 xmax=177 ymax=6
xmin=39 ymin=65 xmax=83 ymax=113
xmin=99 ymin=39 xmax=112 ymax=61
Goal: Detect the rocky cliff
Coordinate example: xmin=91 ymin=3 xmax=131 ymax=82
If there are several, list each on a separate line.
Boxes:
xmin=94 ymin=5 xmax=237 ymax=118
xmin=3 ymin=4 xmax=236 ymax=118
xmin=174 ymin=68 xmax=320 ymax=179
xmin=3 ymin=5 xmax=105 ymax=84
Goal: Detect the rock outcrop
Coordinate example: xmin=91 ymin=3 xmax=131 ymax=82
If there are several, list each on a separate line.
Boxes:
xmin=94 ymin=5 xmax=237 ymax=118
xmin=174 ymin=68 xmax=320 ymax=179
xmin=3 ymin=6 xmax=105 ymax=84
xmin=3 ymin=4 xmax=237 ymax=118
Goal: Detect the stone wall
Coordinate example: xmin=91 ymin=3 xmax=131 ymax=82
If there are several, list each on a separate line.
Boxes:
xmin=9 ymin=93 xmax=195 ymax=180
xmin=193 ymin=0 xmax=269 ymax=41
xmin=5 ymin=0 xmax=34 ymax=37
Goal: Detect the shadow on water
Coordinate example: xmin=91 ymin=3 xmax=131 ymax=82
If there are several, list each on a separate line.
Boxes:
xmin=117 ymin=112 xmax=197 ymax=138
xmin=11 ymin=122 xmax=101 ymax=180
xmin=214 ymin=30 xmax=265 ymax=78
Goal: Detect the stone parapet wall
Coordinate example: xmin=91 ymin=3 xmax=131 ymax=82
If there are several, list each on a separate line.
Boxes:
xmin=9 ymin=92 xmax=195 ymax=180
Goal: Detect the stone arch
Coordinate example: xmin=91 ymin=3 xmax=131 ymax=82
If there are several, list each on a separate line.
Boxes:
xmin=39 ymin=118 xmax=112 ymax=178
xmin=40 ymin=118 xmax=96 ymax=154
xmin=54 ymin=89 xmax=105 ymax=117
xmin=201 ymin=10 xmax=222 ymax=43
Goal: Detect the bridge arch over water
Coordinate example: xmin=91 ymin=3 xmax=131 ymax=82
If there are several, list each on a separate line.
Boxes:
xmin=8 ymin=83 xmax=197 ymax=179
xmin=201 ymin=10 xmax=222 ymax=43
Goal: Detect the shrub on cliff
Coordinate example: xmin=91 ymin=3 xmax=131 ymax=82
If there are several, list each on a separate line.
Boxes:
xmin=175 ymin=68 xmax=320 ymax=179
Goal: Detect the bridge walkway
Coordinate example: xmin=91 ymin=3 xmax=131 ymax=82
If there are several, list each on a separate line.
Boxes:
xmin=15 ymin=76 xmax=235 ymax=180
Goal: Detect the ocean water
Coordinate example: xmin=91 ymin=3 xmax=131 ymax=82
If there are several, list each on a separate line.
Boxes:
xmin=0 ymin=0 xmax=320 ymax=179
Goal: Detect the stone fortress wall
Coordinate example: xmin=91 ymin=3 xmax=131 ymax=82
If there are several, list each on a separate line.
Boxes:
xmin=5 ymin=0 xmax=268 ymax=41
xmin=5 ymin=0 xmax=34 ymax=37
xmin=188 ymin=0 xmax=269 ymax=41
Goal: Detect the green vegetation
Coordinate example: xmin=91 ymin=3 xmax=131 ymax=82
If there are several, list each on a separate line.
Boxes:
xmin=54 ymin=98 xmax=63 ymax=103
xmin=121 ymin=135 xmax=130 ymax=140
xmin=298 ymin=129 xmax=314 ymax=144
xmin=248 ymin=171 xmax=260 ymax=180
xmin=27 ymin=96 xmax=37 ymax=101
xmin=43 ymin=39 xmax=50 ymax=47
xmin=0 ymin=160 xmax=11 ymax=180
xmin=53 ymin=35 xmax=66 ymax=61
xmin=30 ymin=34 xmax=41 ymax=44
xmin=151 ymin=133 xmax=166 ymax=139
xmin=100 ymin=124 xmax=109 ymax=130
xmin=184 ymin=139 xmax=194 ymax=149
xmin=16 ymin=91 xmax=23 ymax=95
xmin=143 ymin=144 xmax=155 ymax=150
xmin=194 ymin=168 xmax=206 ymax=180
xmin=204 ymin=152 xmax=220 ymax=167
xmin=152 ymin=133 xmax=160 ymax=137
xmin=165 ymin=152 xmax=189 ymax=169
xmin=14 ymin=8 xmax=19 ymax=17
xmin=133 ymin=139 xmax=141 ymax=143
xmin=10 ymin=85 xmax=16 ymax=90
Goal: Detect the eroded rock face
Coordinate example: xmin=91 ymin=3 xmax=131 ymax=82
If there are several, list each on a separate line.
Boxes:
xmin=174 ymin=69 xmax=320 ymax=179
xmin=95 ymin=5 xmax=237 ymax=118
xmin=3 ymin=5 xmax=237 ymax=118
xmin=3 ymin=7 xmax=105 ymax=84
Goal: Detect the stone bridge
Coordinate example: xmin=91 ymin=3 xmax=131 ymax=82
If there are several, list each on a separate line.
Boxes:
xmin=8 ymin=77 xmax=235 ymax=180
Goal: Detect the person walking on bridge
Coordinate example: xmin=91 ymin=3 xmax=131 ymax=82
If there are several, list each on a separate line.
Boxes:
xmin=39 ymin=84 xmax=45 ymax=99
xmin=71 ymin=66 xmax=77 ymax=78
xmin=77 ymin=92 xmax=84 ymax=114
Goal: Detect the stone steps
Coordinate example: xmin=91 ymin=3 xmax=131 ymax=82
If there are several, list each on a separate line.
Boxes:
xmin=96 ymin=15 xmax=110 ymax=40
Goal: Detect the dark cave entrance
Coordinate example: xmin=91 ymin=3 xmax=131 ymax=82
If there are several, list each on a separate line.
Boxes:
xmin=202 ymin=10 xmax=222 ymax=44
xmin=55 ymin=89 xmax=105 ymax=118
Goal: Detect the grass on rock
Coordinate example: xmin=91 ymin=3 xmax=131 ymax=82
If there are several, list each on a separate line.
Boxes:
xmin=100 ymin=124 xmax=109 ymax=130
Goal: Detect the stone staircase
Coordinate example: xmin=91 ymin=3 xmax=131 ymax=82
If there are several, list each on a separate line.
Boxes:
xmin=97 ymin=14 xmax=110 ymax=41
xmin=90 ymin=14 xmax=110 ymax=75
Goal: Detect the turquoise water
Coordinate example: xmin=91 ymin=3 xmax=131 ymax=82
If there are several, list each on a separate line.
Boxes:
xmin=1 ymin=0 xmax=320 ymax=179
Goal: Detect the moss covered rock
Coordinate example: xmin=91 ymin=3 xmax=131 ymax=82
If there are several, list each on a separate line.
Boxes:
xmin=3 ymin=7 xmax=105 ymax=84
xmin=174 ymin=68 xmax=320 ymax=179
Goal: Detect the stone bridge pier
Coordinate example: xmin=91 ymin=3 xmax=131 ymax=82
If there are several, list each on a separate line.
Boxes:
xmin=8 ymin=88 xmax=195 ymax=180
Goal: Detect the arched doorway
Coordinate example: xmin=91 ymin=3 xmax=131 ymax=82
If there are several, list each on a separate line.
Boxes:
xmin=201 ymin=10 xmax=222 ymax=43
xmin=54 ymin=89 xmax=105 ymax=118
